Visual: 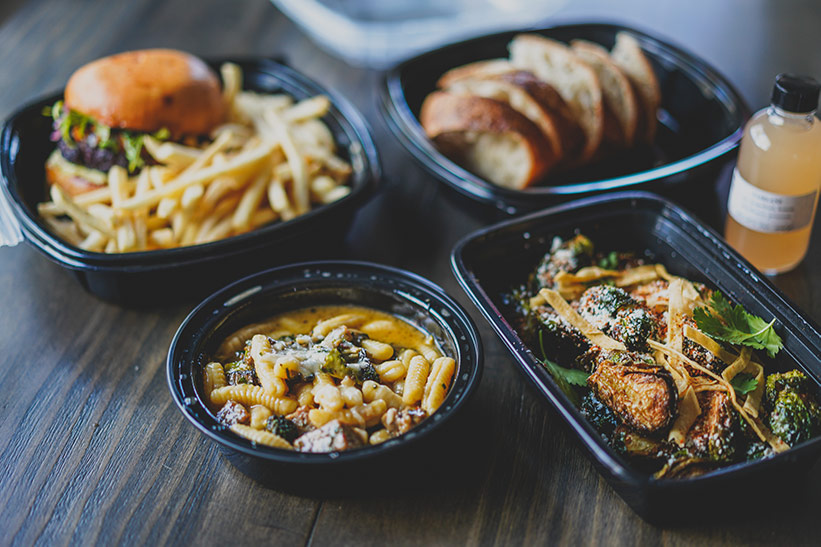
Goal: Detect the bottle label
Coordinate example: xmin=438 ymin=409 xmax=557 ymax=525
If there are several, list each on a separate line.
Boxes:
xmin=727 ymin=168 xmax=818 ymax=232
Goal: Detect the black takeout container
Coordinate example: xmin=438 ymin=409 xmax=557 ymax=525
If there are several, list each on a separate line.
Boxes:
xmin=167 ymin=260 xmax=483 ymax=494
xmin=451 ymin=191 xmax=821 ymax=523
xmin=381 ymin=22 xmax=750 ymax=215
xmin=0 ymin=58 xmax=380 ymax=305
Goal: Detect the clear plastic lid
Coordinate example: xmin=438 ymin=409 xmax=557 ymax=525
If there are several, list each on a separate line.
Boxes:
xmin=271 ymin=0 xmax=568 ymax=69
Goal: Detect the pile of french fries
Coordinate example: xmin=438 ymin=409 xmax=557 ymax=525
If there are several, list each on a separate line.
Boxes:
xmin=37 ymin=63 xmax=352 ymax=253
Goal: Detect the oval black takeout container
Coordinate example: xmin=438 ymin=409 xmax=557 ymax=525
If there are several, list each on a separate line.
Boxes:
xmin=380 ymin=22 xmax=750 ymax=215
xmin=0 ymin=58 xmax=380 ymax=305
xmin=167 ymin=260 xmax=483 ymax=494
xmin=451 ymin=192 xmax=821 ymax=524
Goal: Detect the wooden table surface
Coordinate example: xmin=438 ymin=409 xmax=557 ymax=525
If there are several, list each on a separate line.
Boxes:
xmin=1 ymin=0 xmax=820 ymax=544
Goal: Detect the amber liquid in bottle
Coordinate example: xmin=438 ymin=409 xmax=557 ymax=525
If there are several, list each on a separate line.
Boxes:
xmin=725 ymin=106 xmax=821 ymax=274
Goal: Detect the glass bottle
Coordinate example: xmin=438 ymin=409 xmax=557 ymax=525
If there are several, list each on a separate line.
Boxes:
xmin=724 ymin=74 xmax=821 ymax=274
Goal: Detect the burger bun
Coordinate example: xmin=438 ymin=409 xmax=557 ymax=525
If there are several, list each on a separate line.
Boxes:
xmin=64 ymin=49 xmax=225 ymax=137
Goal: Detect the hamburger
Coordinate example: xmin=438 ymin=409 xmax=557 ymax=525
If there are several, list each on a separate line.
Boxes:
xmin=44 ymin=49 xmax=225 ymax=195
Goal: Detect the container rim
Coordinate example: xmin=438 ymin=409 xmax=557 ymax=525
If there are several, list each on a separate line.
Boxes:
xmin=166 ymin=259 xmax=484 ymax=465
xmin=0 ymin=57 xmax=381 ymax=270
xmin=380 ymin=21 xmax=750 ymax=211
xmin=451 ymin=190 xmax=821 ymax=488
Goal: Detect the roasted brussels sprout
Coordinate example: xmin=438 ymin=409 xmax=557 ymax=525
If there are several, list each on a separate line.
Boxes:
xmin=686 ymin=391 xmax=736 ymax=462
xmin=535 ymin=234 xmax=594 ymax=289
xmin=587 ymin=351 xmax=677 ymax=433
xmin=764 ymin=370 xmax=821 ymax=446
xmin=578 ymin=285 xmax=662 ymax=352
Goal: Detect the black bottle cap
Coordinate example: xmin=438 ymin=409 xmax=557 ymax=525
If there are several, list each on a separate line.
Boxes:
xmin=771 ymin=73 xmax=820 ymax=113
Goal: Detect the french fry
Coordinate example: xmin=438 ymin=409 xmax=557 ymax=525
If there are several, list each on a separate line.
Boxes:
xmin=201 ymin=176 xmax=244 ymax=211
xmin=118 ymin=142 xmax=274 ymax=211
xmin=201 ymin=215 xmax=233 ymax=243
xmin=157 ymin=197 xmax=178 ymax=219
xmin=50 ymin=185 xmax=115 ymax=237
xmin=320 ymin=185 xmax=350 ymax=204
xmin=263 ymin=108 xmax=309 ymax=214
xmin=249 ymin=208 xmax=277 ymax=230
xmin=149 ymin=228 xmax=174 ymax=247
xmin=79 ymin=230 xmax=107 ymax=252
xmin=221 ymin=63 xmax=242 ymax=108
xmin=267 ymin=178 xmax=291 ymax=214
xmin=232 ymin=172 xmax=269 ymax=231
xmin=283 ymin=96 xmax=330 ymax=123
xmin=181 ymin=184 xmax=204 ymax=210
xmin=143 ymin=137 xmax=201 ymax=168
xmin=108 ymin=166 xmax=129 ymax=208
xmin=44 ymin=216 xmax=82 ymax=245
xmin=116 ymin=217 xmax=136 ymax=252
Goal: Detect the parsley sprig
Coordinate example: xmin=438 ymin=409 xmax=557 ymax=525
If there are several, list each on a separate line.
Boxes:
xmin=538 ymin=330 xmax=589 ymax=404
xmin=693 ymin=291 xmax=783 ymax=357
xmin=730 ymin=372 xmax=759 ymax=396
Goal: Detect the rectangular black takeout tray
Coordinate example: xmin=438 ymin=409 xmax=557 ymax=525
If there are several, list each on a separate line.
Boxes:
xmin=381 ymin=22 xmax=749 ymax=215
xmin=451 ymin=191 xmax=821 ymax=523
xmin=0 ymin=57 xmax=380 ymax=306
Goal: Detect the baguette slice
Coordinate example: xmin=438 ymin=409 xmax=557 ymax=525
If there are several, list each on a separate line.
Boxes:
xmin=610 ymin=32 xmax=660 ymax=143
xmin=444 ymin=70 xmax=583 ymax=163
xmin=420 ymin=91 xmax=556 ymax=189
xmin=509 ymin=34 xmax=603 ymax=163
xmin=571 ymin=39 xmax=639 ymax=148
xmin=436 ymin=59 xmax=516 ymax=89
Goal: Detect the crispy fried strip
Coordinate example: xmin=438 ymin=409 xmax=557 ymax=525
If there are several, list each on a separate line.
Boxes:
xmin=537 ymin=289 xmax=626 ymax=351
xmin=683 ymin=324 xmax=739 ymax=364
xmin=615 ymin=264 xmax=662 ymax=287
xmin=685 ymin=326 xmax=765 ymax=417
xmin=668 ymin=386 xmax=701 ymax=446
xmin=648 ymin=340 xmax=787 ymax=452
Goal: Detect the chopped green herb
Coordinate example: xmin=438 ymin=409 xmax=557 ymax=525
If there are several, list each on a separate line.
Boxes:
xmin=598 ymin=251 xmax=619 ymax=270
xmin=693 ymin=291 xmax=783 ymax=357
xmin=42 ymin=101 xmax=171 ymax=173
xmin=95 ymin=124 xmax=116 ymax=150
xmin=539 ymin=330 xmax=589 ymax=405
xmin=121 ymin=132 xmax=144 ymax=173
xmin=730 ymin=373 xmax=759 ymax=396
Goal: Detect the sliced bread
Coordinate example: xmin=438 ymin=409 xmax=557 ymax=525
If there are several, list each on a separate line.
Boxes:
xmin=419 ymin=91 xmax=557 ymax=189
xmin=436 ymin=59 xmax=516 ymax=89
xmin=571 ymin=39 xmax=639 ymax=148
xmin=610 ymin=32 xmax=660 ymax=143
xmin=443 ymin=70 xmax=583 ymax=163
xmin=508 ymin=34 xmax=604 ymax=163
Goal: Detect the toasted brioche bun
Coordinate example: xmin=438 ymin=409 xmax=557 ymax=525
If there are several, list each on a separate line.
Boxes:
xmin=571 ymin=39 xmax=639 ymax=148
xmin=420 ymin=91 xmax=555 ymax=189
xmin=509 ymin=34 xmax=604 ymax=163
xmin=65 ymin=49 xmax=225 ymax=137
xmin=610 ymin=33 xmax=660 ymax=143
xmin=443 ymin=70 xmax=583 ymax=164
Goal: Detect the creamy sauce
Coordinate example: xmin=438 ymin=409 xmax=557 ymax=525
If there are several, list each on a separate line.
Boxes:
xmin=217 ymin=305 xmax=439 ymax=360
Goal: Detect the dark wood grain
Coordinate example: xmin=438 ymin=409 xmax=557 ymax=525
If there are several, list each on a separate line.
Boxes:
xmin=1 ymin=0 xmax=820 ymax=545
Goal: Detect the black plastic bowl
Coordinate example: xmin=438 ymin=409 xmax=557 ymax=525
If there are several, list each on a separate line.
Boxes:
xmin=167 ymin=260 xmax=482 ymax=493
xmin=381 ymin=22 xmax=750 ymax=215
xmin=451 ymin=191 xmax=821 ymax=523
xmin=0 ymin=58 xmax=380 ymax=305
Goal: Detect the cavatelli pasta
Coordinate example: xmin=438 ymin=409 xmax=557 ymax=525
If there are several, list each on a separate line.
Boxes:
xmin=230 ymin=424 xmax=292 ymax=449
xmin=210 ymin=385 xmax=297 ymax=415
xmin=205 ymin=305 xmax=458 ymax=453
